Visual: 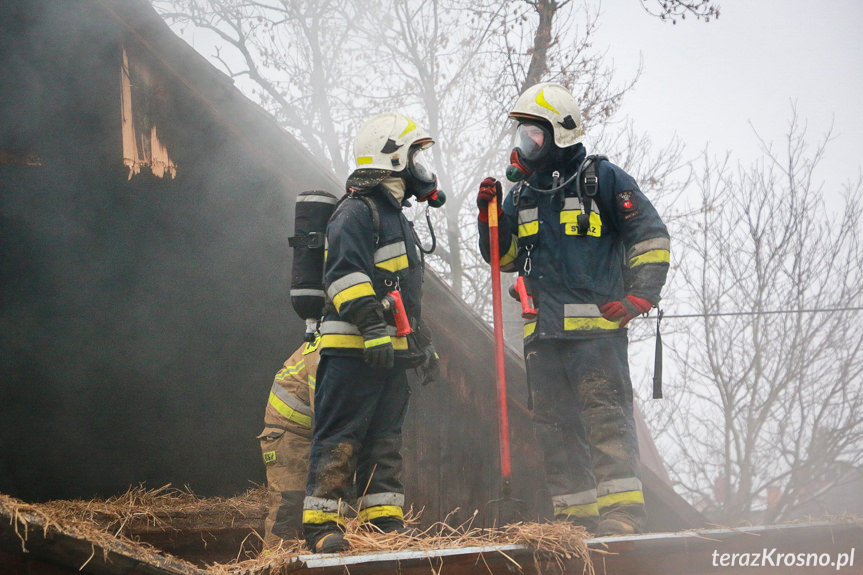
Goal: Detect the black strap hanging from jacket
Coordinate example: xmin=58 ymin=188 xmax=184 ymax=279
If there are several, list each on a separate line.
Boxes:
xmin=653 ymin=309 xmax=664 ymax=399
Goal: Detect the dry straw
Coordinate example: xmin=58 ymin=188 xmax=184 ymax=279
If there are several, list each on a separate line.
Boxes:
xmin=214 ymin=507 xmax=594 ymax=575
xmin=2 ymin=486 xmax=594 ymax=575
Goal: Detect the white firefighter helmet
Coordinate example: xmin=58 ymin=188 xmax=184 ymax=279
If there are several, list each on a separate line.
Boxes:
xmin=347 ymin=113 xmax=434 ymax=188
xmin=508 ymin=82 xmax=584 ymax=148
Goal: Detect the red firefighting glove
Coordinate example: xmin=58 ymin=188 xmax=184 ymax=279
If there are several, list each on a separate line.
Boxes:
xmin=476 ymin=177 xmax=503 ymax=223
xmin=599 ymin=295 xmax=653 ymax=328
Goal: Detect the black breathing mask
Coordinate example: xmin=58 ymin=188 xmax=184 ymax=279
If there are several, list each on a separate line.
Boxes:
xmin=506 ymin=122 xmax=552 ymax=182
xmin=406 ymin=146 xmax=446 ymax=207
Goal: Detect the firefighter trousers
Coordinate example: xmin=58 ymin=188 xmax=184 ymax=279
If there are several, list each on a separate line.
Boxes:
xmin=302 ymin=355 xmax=410 ymax=541
xmin=259 ymin=428 xmax=309 ymax=545
xmin=525 ymin=336 xmax=646 ymax=532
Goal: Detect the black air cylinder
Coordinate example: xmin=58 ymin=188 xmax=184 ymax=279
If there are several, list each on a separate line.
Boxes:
xmin=289 ymin=190 xmax=339 ymax=337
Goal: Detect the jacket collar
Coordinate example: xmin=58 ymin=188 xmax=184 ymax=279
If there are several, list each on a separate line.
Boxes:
xmin=527 ymin=144 xmax=587 ymax=187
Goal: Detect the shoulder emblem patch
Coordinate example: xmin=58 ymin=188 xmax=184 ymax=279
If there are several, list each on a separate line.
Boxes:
xmin=616 ymin=191 xmax=636 ymax=211
xmin=616 ymin=190 xmax=638 ymax=214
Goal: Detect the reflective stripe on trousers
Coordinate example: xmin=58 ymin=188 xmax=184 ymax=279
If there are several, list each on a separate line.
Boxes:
xmin=303 ymin=355 xmax=409 ymax=525
xmin=526 ymin=337 xmax=646 ymax=528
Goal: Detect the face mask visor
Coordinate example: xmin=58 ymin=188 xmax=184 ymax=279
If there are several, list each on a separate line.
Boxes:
xmin=513 ymin=122 xmax=551 ymax=162
xmin=408 ymin=147 xmax=436 ymax=186
xmin=406 ymin=146 xmax=442 ymax=203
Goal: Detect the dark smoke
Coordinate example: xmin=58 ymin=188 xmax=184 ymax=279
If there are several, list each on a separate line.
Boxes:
xmin=0 ymin=0 xmax=327 ymax=502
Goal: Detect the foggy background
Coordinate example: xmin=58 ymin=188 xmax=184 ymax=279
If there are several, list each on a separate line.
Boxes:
xmin=2 ymin=0 xmax=862 ymax=526
xmin=594 ymin=0 xmax=863 ymax=204
xmin=152 ymin=0 xmax=863 ymax=524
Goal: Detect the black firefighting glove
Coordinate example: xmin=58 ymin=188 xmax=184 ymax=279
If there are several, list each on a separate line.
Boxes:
xmin=413 ymin=320 xmax=439 ymax=385
xmin=353 ymin=300 xmax=394 ymax=369
xmin=364 ymin=336 xmax=394 ymax=370
xmin=417 ymin=343 xmax=440 ymax=386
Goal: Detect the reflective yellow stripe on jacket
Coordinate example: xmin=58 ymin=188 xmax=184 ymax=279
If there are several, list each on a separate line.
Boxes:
xmin=327 ymin=271 xmax=375 ymax=313
xmin=303 ymin=335 xmax=321 ymax=392
xmin=628 ymin=237 xmax=670 ymax=268
xmin=319 ymin=320 xmax=409 ymax=350
xmin=499 ymin=235 xmax=519 ymax=270
xmin=524 ymin=304 xmax=625 ymax=340
xmin=518 ymin=207 xmax=538 ymax=238
xmin=268 ymin=377 xmax=313 ymax=428
xmin=374 ymin=241 xmax=409 ymax=273
xmin=560 ymin=197 xmax=602 ymax=237
xmin=563 ymin=303 xmax=621 ymax=332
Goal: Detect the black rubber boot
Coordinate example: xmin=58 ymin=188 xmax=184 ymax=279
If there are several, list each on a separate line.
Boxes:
xmin=304 ymin=522 xmax=350 ymax=553
xmin=367 ymin=516 xmax=414 ymax=535
xmin=555 ymin=514 xmax=599 ymax=535
xmin=270 ymin=490 xmax=304 ymax=541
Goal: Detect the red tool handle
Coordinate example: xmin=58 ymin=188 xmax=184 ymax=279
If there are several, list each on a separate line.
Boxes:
xmin=514 ymin=276 xmax=537 ymax=319
xmin=488 ymin=197 xmax=512 ymax=481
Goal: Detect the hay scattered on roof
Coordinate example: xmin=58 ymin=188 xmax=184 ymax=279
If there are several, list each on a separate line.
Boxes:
xmin=0 ymin=489 xmax=204 ymax=572
xmin=215 ymin=508 xmax=594 ymax=575
xmin=35 ymin=483 xmax=267 ymax=536
xmin=3 ymin=487 xmax=594 ymax=575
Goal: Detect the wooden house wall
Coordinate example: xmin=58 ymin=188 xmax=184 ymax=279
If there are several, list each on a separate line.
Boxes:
xmin=404 ymin=278 xmax=547 ymax=527
xmin=0 ymin=0 xmax=335 ymax=501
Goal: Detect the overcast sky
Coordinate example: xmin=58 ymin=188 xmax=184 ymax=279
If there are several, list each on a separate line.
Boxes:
xmin=166 ymin=1 xmax=861 ymax=206
xmin=593 ymin=0 xmax=863 ymax=206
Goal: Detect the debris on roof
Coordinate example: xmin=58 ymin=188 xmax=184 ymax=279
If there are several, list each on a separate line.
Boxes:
xmin=0 ymin=487 xmax=593 ymax=574
xmin=0 ymin=489 xmax=208 ymax=574
xmin=4 ymin=486 xmax=861 ymax=574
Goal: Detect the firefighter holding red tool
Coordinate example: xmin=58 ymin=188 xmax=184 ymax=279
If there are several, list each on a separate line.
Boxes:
xmin=477 ymin=83 xmax=670 ymax=536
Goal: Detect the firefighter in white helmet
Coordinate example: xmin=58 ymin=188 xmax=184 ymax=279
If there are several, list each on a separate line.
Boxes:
xmin=477 ymin=83 xmax=670 ymax=536
xmin=302 ymin=112 xmax=441 ymax=553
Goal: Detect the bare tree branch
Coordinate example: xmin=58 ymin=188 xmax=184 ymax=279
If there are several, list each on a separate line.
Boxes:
xmin=643 ymin=110 xmax=863 ymax=523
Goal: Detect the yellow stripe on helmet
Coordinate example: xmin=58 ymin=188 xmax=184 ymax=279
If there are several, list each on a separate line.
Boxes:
xmin=536 ymin=88 xmax=559 ymax=115
xmin=398 ymin=117 xmax=417 ymax=139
